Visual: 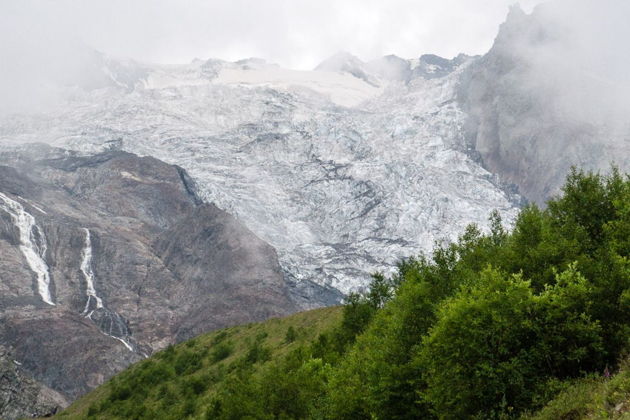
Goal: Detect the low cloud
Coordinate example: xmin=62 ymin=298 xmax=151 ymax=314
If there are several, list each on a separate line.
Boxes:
xmin=0 ymin=0 xmax=545 ymax=115
xmin=510 ymin=0 xmax=630 ymax=128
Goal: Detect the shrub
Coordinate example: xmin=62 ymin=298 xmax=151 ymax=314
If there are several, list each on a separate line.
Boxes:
xmin=210 ymin=341 xmax=233 ymax=363
xmin=245 ymin=340 xmax=271 ymax=364
xmin=174 ymin=350 xmax=204 ymax=375
xmin=285 ymin=326 xmax=297 ymax=343
xmin=419 ymin=266 xmax=604 ymax=418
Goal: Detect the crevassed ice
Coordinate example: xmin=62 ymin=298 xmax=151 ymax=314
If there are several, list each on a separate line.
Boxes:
xmin=0 ymin=192 xmax=55 ymax=305
xmin=0 ymin=58 xmax=521 ymax=295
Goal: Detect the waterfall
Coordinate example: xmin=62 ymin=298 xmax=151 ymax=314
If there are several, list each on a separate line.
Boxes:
xmin=0 ymin=192 xmax=54 ymax=305
xmin=79 ymin=228 xmax=134 ymax=352
xmin=80 ymin=228 xmax=104 ymax=316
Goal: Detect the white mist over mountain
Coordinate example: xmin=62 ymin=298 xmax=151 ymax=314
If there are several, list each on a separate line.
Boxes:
xmin=0 ymin=0 xmax=542 ymax=115
xmin=500 ymin=1 xmax=630 ymax=127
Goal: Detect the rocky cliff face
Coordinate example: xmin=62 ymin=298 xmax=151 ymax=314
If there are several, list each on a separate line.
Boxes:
xmin=0 ymin=345 xmax=67 ymax=420
xmin=0 ymin=144 xmax=298 ymax=415
xmin=459 ymin=3 xmax=630 ymax=204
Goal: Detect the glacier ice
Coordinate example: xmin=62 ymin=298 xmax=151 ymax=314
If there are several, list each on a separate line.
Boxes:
xmin=0 ymin=55 xmax=521 ymax=296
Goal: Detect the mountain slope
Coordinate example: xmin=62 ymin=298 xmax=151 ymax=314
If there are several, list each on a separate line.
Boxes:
xmin=55 ymin=306 xmax=343 ymax=420
xmin=526 ymin=360 xmax=630 ymax=419
xmin=459 ymin=3 xmax=630 ymax=204
xmin=54 ymin=167 xmax=630 ymax=419
xmin=525 ymin=360 xmax=630 ymax=420
xmin=0 ymin=345 xmax=67 ymax=419
xmin=0 ymin=145 xmax=299 ymax=414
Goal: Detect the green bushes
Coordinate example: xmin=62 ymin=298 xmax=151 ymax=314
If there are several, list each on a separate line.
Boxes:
xmin=285 ymin=326 xmax=297 ymax=343
xmin=210 ymin=341 xmax=233 ymax=363
xmin=527 ymin=359 xmax=630 ymax=419
xmin=174 ymin=349 xmax=206 ymax=375
xmin=360 ymin=168 xmax=626 ymax=418
xmin=108 ymin=383 xmax=133 ymax=402
xmin=326 ymin=167 xmax=630 ymax=418
xmin=245 ymin=337 xmax=272 ymax=364
xmin=419 ymin=266 xmax=604 ymax=418
xmin=138 ymin=360 xmax=176 ymax=384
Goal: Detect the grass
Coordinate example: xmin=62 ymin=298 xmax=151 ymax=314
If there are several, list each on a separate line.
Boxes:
xmin=525 ymin=359 xmax=630 ymax=420
xmin=55 ymin=306 xmax=343 ymax=419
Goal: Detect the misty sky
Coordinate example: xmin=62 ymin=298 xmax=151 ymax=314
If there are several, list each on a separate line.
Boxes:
xmin=1 ymin=0 xmax=540 ymax=69
xmin=3 ymin=0 xmax=629 ymax=119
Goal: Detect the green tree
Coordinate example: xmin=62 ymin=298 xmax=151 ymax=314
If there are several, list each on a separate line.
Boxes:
xmin=419 ymin=266 xmax=603 ymax=418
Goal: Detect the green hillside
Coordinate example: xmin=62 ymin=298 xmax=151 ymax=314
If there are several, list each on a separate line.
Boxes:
xmin=56 ymin=306 xmax=344 ymax=419
xmin=56 ymin=167 xmax=630 ymax=419
xmin=526 ymin=359 xmax=630 ymax=419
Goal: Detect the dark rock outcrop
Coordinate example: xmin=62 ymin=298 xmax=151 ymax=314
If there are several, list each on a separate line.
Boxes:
xmin=0 ymin=345 xmax=67 ymax=420
xmin=413 ymin=53 xmax=471 ymax=80
xmin=459 ymin=3 xmax=630 ymax=204
xmin=0 ymin=145 xmax=297 ymax=416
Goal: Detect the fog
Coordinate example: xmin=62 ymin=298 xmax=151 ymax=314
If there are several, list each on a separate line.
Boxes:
xmin=509 ymin=0 xmax=630 ymax=129
xmin=1 ymin=0 xmax=629 ymax=120
xmin=0 ymin=0 xmax=540 ymax=115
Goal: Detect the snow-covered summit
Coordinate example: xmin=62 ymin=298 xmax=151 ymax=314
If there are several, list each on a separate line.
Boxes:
xmin=364 ymin=55 xmax=412 ymax=82
xmin=314 ymin=51 xmax=380 ymax=87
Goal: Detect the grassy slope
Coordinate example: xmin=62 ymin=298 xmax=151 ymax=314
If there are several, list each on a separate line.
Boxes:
xmin=55 ymin=306 xmax=343 ymax=419
xmin=52 ymin=303 xmax=628 ymax=420
xmin=526 ymin=360 xmax=630 ymax=420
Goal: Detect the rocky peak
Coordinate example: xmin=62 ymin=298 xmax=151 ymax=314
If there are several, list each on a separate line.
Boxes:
xmin=458 ymin=1 xmax=630 ymax=204
xmin=412 ymin=53 xmax=472 ymax=79
xmin=507 ymin=3 xmax=527 ymax=21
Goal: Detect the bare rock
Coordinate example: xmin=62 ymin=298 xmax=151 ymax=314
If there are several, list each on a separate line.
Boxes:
xmin=0 ymin=145 xmax=297 ymax=411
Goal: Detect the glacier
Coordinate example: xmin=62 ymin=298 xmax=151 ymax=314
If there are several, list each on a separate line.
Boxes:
xmin=0 ymin=53 xmax=520 ymax=296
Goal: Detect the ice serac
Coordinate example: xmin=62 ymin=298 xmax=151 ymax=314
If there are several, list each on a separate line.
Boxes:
xmin=0 ymin=192 xmax=54 ymax=305
xmin=0 ymin=146 xmax=297 ymax=405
